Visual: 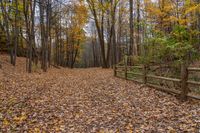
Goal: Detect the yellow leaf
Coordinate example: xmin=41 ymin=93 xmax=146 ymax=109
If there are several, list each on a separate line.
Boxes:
xmin=13 ymin=112 xmax=27 ymax=123
xmin=33 ymin=128 xmax=41 ymax=133
xmin=185 ymin=5 xmax=199 ymax=15
xmin=3 ymin=119 xmax=10 ymax=126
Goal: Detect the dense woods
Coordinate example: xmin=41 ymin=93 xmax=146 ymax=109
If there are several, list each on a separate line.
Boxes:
xmin=0 ymin=0 xmax=88 ymax=72
xmin=0 ymin=0 xmax=200 ymax=71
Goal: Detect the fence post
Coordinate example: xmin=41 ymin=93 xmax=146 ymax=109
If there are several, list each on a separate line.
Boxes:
xmin=180 ymin=61 xmax=189 ymax=100
xmin=114 ymin=65 xmax=117 ymax=76
xmin=125 ymin=56 xmax=127 ymax=80
xmin=143 ymin=64 xmax=147 ymax=84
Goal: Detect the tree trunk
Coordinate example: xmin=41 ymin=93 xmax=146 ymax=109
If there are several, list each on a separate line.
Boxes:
xmin=129 ymin=0 xmax=135 ymax=55
xmin=136 ymin=0 xmax=140 ymax=55
xmin=13 ymin=0 xmax=19 ymax=66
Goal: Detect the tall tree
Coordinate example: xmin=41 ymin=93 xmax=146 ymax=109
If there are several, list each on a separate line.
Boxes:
xmin=0 ymin=1 xmax=14 ymax=65
xmin=129 ymin=0 xmax=136 ymax=55
xmin=23 ymin=0 xmax=36 ymax=73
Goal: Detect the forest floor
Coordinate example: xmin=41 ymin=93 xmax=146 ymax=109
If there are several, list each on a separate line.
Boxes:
xmin=0 ymin=55 xmax=200 ymax=133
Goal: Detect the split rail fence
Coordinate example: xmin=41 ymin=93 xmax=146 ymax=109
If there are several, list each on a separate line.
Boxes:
xmin=114 ymin=57 xmax=200 ymax=100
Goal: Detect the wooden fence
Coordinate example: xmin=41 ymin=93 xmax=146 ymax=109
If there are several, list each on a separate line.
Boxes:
xmin=114 ymin=57 xmax=200 ymax=101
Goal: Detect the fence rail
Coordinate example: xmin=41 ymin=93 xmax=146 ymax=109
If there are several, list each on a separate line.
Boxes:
xmin=188 ymin=67 xmax=200 ymax=72
xmin=114 ymin=62 xmax=200 ymax=101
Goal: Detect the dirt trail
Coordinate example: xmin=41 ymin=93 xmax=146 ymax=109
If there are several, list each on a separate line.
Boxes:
xmin=0 ymin=55 xmax=200 ymax=132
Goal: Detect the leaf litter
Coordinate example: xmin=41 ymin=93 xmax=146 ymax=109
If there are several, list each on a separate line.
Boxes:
xmin=0 ymin=55 xmax=200 ymax=132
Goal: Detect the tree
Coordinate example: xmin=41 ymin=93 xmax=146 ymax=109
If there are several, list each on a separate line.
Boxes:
xmin=129 ymin=0 xmax=135 ymax=55
xmin=86 ymin=0 xmax=119 ymax=68
xmin=23 ymin=0 xmax=36 ymax=73
xmin=0 ymin=1 xmax=15 ymax=65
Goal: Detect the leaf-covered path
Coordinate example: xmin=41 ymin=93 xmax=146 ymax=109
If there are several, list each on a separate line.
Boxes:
xmin=0 ymin=56 xmax=200 ymax=132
